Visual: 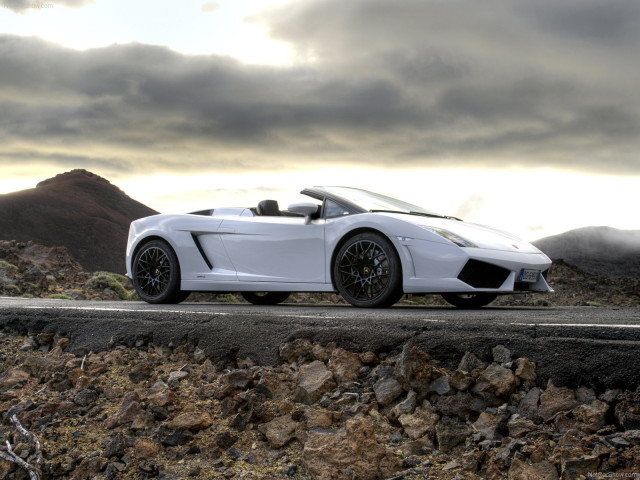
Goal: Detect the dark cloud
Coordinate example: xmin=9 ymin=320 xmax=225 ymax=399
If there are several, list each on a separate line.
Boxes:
xmin=2 ymin=0 xmax=93 ymax=13
xmin=1 ymin=0 xmax=640 ymax=178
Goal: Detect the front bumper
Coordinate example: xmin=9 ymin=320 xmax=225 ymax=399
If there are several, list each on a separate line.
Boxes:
xmin=400 ymin=239 xmax=553 ymax=294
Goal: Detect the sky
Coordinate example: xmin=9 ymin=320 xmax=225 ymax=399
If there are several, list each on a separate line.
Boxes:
xmin=1 ymin=0 xmax=639 ymax=241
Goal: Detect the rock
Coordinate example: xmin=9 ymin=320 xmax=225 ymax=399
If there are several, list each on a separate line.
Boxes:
xmin=621 ymin=429 xmax=640 ymax=445
xmin=329 ymin=347 xmax=363 ymax=385
xmin=399 ymin=404 xmax=440 ymax=440
xmin=167 ymin=370 xmax=189 ymax=388
xmin=436 ymin=416 xmax=473 ymax=453
xmin=508 ymin=416 xmax=538 ymax=438
xmin=221 ymin=370 xmax=253 ymax=390
xmin=538 ymin=381 xmax=578 ymax=422
xmin=575 ymin=386 xmax=597 ymax=404
xmin=214 ymin=432 xmax=238 ymax=450
xmin=614 ymin=391 xmax=640 ymax=429
xmin=70 ymin=457 xmax=103 ymax=480
xmin=515 ymin=358 xmax=537 ymax=382
xmin=279 ymin=339 xmax=313 ymax=363
xmin=391 ymin=390 xmax=418 ymax=417
xmin=359 ymin=351 xmax=379 ymax=366
xmin=394 ymin=343 xmax=436 ymax=395
xmin=458 ymin=351 xmax=486 ymax=373
xmin=294 ymin=360 xmax=336 ymax=404
xmin=104 ymin=433 xmax=126 ymax=459
xmin=73 ymin=388 xmax=98 ymax=407
xmin=306 ymin=409 xmax=336 ymax=429
xmin=449 ymin=370 xmax=474 ymax=391
xmin=0 ymin=368 xmax=30 ymax=391
xmin=302 ymin=416 xmax=402 ymax=480
xmin=21 ymin=355 xmax=55 ymax=377
xmin=472 ymin=412 xmax=502 ymax=441
xmin=146 ymin=379 xmax=175 ymax=407
xmin=259 ymin=414 xmax=298 ymax=448
xmin=161 ymin=429 xmax=193 ymax=446
xmin=165 ymin=411 xmax=213 ymax=431
xmin=472 ymin=363 xmax=518 ymax=397
xmin=104 ymin=392 xmax=142 ymax=429
xmin=128 ymin=361 xmax=154 ymax=383
xmin=573 ymin=400 xmax=608 ymax=433
xmin=508 ymin=459 xmax=559 ymax=480
xmin=560 ymin=455 xmax=600 ymax=479
xmin=373 ymin=377 xmax=404 ymax=407
xmin=193 ymin=347 xmax=207 ymax=363
xmin=435 ymin=391 xmax=485 ymax=420
xmin=134 ymin=438 xmax=160 ymax=460
xmin=36 ymin=332 xmax=55 ymax=346
xmin=492 ymin=345 xmax=512 ymax=363
xmin=429 ymin=376 xmax=451 ymax=396
xmin=518 ymin=388 xmax=541 ymax=419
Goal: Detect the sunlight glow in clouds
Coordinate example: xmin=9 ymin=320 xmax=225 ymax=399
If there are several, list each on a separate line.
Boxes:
xmin=0 ymin=0 xmax=292 ymax=64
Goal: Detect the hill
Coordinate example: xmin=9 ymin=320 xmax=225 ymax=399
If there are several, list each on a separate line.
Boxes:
xmin=0 ymin=170 xmax=158 ymax=273
xmin=533 ymin=226 xmax=640 ymax=278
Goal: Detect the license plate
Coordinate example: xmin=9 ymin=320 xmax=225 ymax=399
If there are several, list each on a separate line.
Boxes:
xmin=519 ymin=269 xmax=540 ymax=283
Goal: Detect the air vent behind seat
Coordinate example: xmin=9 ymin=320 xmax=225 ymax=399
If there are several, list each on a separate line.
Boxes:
xmin=458 ymin=259 xmax=510 ymax=288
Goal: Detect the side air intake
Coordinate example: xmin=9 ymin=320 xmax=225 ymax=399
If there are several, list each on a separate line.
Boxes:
xmin=458 ymin=259 xmax=510 ymax=289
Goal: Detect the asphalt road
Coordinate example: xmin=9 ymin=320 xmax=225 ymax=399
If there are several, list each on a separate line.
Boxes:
xmin=1 ymin=297 xmax=639 ymax=391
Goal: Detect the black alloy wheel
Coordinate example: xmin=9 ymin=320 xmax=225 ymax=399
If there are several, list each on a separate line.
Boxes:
xmin=441 ymin=292 xmax=498 ymax=309
xmin=241 ymin=292 xmax=291 ymax=305
xmin=133 ymin=239 xmax=187 ymax=304
xmin=334 ymin=232 xmax=403 ymax=308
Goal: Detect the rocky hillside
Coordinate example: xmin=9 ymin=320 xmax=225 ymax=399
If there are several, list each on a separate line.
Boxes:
xmin=1 ymin=336 xmax=640 ymax=479
xmin=0 ymin=170 xmax=157 ymax=274
xmin=534 ymin=227 xmax=640 ymax=278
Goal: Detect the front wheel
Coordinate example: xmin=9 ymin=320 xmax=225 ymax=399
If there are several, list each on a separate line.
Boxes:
xmin=132 ymin=239 xmax=186 ymax=304
xmin=441 ymin=293 xmax=497 ymax=309
xmin=241 ymin=292 xmax=291 ymax=305
xmin=334 ymin=232 xmax=403 ymax=308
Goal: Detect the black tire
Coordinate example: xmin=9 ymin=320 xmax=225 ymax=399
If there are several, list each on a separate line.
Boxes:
xmin=334 ymin=232 xmax=403 ymax=308
xmin=241 ymin=292 xmax=291 ymax=305
xmin=441 ymin=293 xmax=497 ymax=309
xmin=132 ymin=239 xmax=186 ymax=304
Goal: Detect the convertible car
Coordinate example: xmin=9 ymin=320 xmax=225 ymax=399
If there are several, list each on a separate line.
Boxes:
xmin=126 ymin=186 xmax=552 ymax=308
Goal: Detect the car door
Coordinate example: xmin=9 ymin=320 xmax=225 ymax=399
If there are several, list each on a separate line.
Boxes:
xmin=218 ymin=216 xmax=326 ymax=283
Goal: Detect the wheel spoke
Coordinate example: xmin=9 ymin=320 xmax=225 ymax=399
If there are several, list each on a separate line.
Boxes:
xmin=135 ymin=246 xmax=171 ymax=297
xmin=338 ymin=239 xmax=392 ymax=301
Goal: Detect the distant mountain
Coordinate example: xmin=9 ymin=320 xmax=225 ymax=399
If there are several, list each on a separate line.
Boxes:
xmin=533 ymin=226 xmax=640 ymax=278
xmin=0 ymin=169 xmax=158 ymax=273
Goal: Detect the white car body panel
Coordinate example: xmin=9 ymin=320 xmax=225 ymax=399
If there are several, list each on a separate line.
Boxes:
xmin=126 ymin=187 xmax=553 ymax=300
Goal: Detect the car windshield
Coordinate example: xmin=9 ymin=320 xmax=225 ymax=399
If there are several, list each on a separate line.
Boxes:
xmin=315 ymin=186 xmax=441 ymax=216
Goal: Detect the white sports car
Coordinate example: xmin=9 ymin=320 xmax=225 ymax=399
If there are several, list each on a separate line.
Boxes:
xmin=126 ymin=186 xmax=552 ymax=308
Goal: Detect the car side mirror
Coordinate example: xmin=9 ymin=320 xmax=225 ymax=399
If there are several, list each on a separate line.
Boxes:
xmin=287 ymin=203 xmax=319 ymax=224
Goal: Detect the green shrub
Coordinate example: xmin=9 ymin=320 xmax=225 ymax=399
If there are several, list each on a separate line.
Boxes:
xmin=0 ymin=260 xmax=18 ymax=271
xmin=93 ymin=271 xmax=130 ymax=284
xmin=87 ymin=272 xmax=130 ymax=300
xmin=216 ymin=293 xmax=239 ymax=303
xmin=533 ymin=298 xmax=555 ymax=307
xmin=586 ymin=301 xmax=603 ymax=307
xmin=48 ymin=294 xmax=72 ymax=300
xmin=4 ymin=284 xmax=20 ymax=294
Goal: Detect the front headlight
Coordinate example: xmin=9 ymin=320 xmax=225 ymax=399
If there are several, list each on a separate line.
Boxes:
xmin=419 ymin=226 xmax=478 ymax=248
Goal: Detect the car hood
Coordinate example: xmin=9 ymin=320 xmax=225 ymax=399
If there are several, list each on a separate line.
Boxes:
xmin=386 ymin=213 xmax=543 ymax=254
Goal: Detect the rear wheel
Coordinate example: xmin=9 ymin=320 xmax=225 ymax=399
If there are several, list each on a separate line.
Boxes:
xmin=241 ymin=292 xmax=290 ymax=305
xmin=441 ymin=293 xmax=497 ymax=309
xmin=133 ymin=239 xmax=187 ymax=304
xmin=334 ymin=232 xmax=403 ymax=308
